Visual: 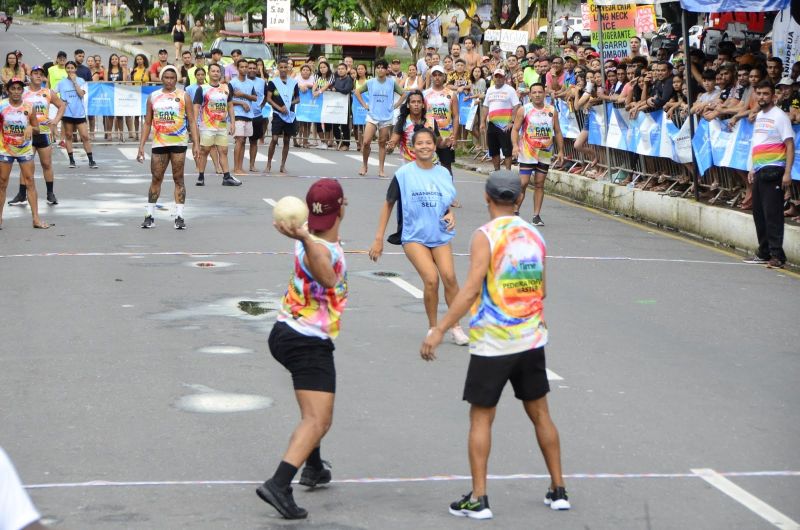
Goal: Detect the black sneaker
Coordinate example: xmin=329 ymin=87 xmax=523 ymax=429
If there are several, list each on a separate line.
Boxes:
xmin=196 ymin=175 xmax=205 ymax=186
xmin=141 ymin=215 xmax=155 ymax=229
xmin=256 ymin=478 xmax=308 ymax=520
xmin=7 ymin=193 xmax=27 ymax=206
xmin=766 ymin=257 xmax=785 ymax=269
xmin=544 ymin=487 xmax=571 ymax=511
xmin=174 ymin=216 xmax=186 ymax=230
xmin=47 ymin=192 xmax=58 ymax=205
xmin=449 ymin=492 xmax=493 ymax=519
xmin=88 ymin=160 xmax=98 ymax=169
xmin=531 ymin=215 xmax=545 ymax=227
xmin=298 ymin=460 xmax=332 ymax=488
xmin=68 ymin=160 xmax=76 ymax=168
xmin=742 ymin=255 xmax=769 ymax=264
xmin=222 ymin=175 xmax=242 ymax=186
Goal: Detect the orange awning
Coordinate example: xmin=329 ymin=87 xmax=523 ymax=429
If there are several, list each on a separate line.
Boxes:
xmin=263 ymin=29 xmax=396 ymax=48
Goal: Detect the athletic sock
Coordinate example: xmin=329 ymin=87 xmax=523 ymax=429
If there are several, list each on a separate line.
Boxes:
xmin=198 ymin=172 xmax=204 ymax=179
xmin=87 ymin=152 xmax=95 ymax=163
xmin=223 ymin=172 xmax=231 ymax=179
xmin=45 ymin=181 xmax=53 ymax=194
xmin=18 ymin=183 xmax=26 ymax=195
xmin=146 ymin=203 xmax=155 ymax=217
xmin=175 ymin=204 xmax=184 ymax=217
xmin=67 ymin=152 xmax=75 ymax=163
xmin=306 ymin=447 xmax=323 ymax=470
xmin=272 ymin=461 xmax=298 ymax=490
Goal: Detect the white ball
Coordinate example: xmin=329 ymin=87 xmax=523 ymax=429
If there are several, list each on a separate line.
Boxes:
xmin=273 ymin=195 xmax=309 ymax=228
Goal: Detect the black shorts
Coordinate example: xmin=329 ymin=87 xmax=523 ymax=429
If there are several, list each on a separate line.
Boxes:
xmin=62 ymin=116 xmax=86 ymax=125
xmin=487 ymin=123 xmax=513 ymax=158
xmin=152 ymin=146 xmax=188 ymax=155
xmin=251 ymin=117 xmax=265 ymax=142
xmin=520 ymin=162 xmax=549 ymax=176
xmin=272 ymin=114 xmax=298 ymax=137
xmin=32 ymin=134 xmax=50 ymax=149
xmin=269 ymin=321 xmax=336 ymax=393
xmin=436 ymin=146 xmax=456 ymax=169
xmin=463 ymin=347 xmax=549 ymax=407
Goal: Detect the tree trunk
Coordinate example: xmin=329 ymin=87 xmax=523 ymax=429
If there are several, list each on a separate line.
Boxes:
xmin=122 ymin=0 xmax=148 ymax=25
xmin=213 ymin=9 xmax=225 ymax=32
xmin=167 ymin=1 xmax=181 ymax=27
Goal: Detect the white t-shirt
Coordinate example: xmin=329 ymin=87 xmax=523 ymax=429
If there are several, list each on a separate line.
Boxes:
xmin=0 ymin=448 xmax=40 ymax=530
xmin=482 ymin=84 xmax=520 ymax=130
xmin=748 ymin=106 xmax=795 ymax=172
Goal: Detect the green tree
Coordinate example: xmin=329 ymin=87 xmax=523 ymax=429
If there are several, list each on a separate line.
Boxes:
xmin=489 ymin=0 xmax=538 ymax=30
xmin=120 ymin=0 xmax=151 ymax=25
xmin=359 ymin=0 xmax=450 ymax=61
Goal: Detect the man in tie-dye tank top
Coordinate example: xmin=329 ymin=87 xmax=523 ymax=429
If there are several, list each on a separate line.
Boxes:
xmin=422 ymin=170 xmax=570 ymax=519
xmin=136 ymin=66 xmax=199 ymax=230
xmin=744 ymin=80 xmax=795 ymax=269
xmin=257 ymin=179 xmax=348 ymax=520
xmin=482 ymin=68 xmax=520 ymax=171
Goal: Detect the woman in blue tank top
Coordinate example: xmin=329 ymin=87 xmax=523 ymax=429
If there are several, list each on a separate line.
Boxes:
xmin=368 ymin=127 xmax=470 ymax=346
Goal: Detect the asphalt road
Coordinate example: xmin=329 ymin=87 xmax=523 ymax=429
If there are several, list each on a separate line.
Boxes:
xmin=1 ymin=23 xmax=799 ymax=530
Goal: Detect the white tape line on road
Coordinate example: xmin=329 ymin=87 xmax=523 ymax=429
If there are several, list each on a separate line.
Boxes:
xmin=546 ymin=369 xmax=563 ymax=381
xmin=345 ymin=154 xmax=397 ymax=167
xmin=388 ymin=277 xmax=423 ymax=299
xmin=244 ymin=152 xmax=269 ymax=162
xmin=691 ymin=468 xmax=800 ymax=529
xmin=118 ymin=147 xmax=149 ymax=161
xmin=263 ymin=198 xmax=277 ymax=207
xmin=289 ymin=151 xmax=335 ymax=164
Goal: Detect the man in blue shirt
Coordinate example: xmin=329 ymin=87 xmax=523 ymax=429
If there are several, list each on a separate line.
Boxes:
xmin=354 ymin=59 xmax=405 ymax=177
xmin=229 ymin=58 xmax=258 ymax=177
xmin=247 ymin=60 xmax=268 ymax=172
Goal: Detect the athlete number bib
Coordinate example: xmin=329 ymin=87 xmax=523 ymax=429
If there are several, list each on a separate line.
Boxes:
xmin=150 ymin=89 xmax=188 ymax=147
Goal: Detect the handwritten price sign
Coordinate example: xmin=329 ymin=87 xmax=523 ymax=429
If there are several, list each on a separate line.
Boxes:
xmin=267 ymin=0 xmax=291 ymax=30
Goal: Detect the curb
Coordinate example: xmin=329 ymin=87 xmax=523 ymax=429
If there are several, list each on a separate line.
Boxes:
xmin=453 ymin=161 xmax=798 ymax=266
xmin=77 ymin=32 xmax=149 ymax=59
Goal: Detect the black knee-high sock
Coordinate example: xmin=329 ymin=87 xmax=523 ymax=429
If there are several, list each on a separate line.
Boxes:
xmin=272 ymin=461 xmax=298 ymax=489
xmin=87 ymin=152 xmax=95 ymax=162
xmin=306 ymin=447 xmax=323 ymax=470
xmin=46 ymin=181 xmax=54 ymax=194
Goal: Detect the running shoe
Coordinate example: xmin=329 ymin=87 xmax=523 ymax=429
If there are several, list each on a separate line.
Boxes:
xmin=298 ymin=460 xmax=332 ymax=488
xmin=68 ymin=160 xmax=77 ymax=168
xmin=544 ymin=487 xmax=571 ymax=510
xmin=141 ymin=215 xmax=155 ymax=229
xmin=766 ymin=258 xmax=785 ymax=269
xmin=7 ymin=193 xmax=27 ymax=206
xmin=196 ymin=175 xmax=205 ymax=186
xmin=450 ymin=325 xmax=469 ymax=346
xmin=222 ymin=175 xmax=242 ymax=186
xmin=88 ymin=160 xmax=98 ymax=169
xmin=46 ymin=192 xmax=58 ymax=205
xmin=255 ymin=479 xmax=308 ymax=519
xmin=742 ymin=255 xmax=769 ymax=264
xmin=449 ymin=493 xmax=492 ymax=519
xmin=531 ymin=215 xmax=545 ymax=227
xmin=174 ymin=216 xmax=186 ymax=230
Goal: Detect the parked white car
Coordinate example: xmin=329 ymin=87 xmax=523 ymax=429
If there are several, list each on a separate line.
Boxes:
xmin=537 ymin=16 xmax=590 ymax=45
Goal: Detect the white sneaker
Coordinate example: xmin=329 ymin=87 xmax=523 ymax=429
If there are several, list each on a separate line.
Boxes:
xmin=450 ymin=325 xmax=469 ymax=346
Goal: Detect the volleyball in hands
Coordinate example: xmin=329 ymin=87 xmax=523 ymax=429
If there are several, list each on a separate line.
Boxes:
xmin=273 ymin=196 xmax=309 ymax=229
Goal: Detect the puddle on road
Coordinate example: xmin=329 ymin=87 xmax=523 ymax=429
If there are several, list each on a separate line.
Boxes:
xmin=185 ymin=261 xmax=234 ymax=269
xmin=196 ymin=345 xmax=253 ymax=355
xmin=152 ymin=296 xmax=280 ymax=322
xmin=175 ymin=383 xmax=273 ymax=413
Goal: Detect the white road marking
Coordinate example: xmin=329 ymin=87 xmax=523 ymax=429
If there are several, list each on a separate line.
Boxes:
xmin=345 ymin=154 xmax=397 ymax=167
xmin=691 ymin=468 xmax=800 ymax=529
xmin=289 ymin=151 xmax=335 ymax=164
xmin=118 ymin=147 xmax=149 ymax=161
xmin=263 ymin=198 xmax=277 ymax=207
xmin=243 ymin=152 xmax=269 ymax=162
xmin=387 ymin=277 xmax=423 ymax=299
xmin=546 ymin=369 xmax=564 ymax=381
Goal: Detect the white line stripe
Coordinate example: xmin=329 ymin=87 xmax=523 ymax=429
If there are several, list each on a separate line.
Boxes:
xmin=691 ymin=468 xmax=800 ymax=529
xmin=289 ymin=151 xmax=335 ymax=164
xmin=263 ymin=198 xmax=277 ymax=207
xmin=345 ymin=154 xmax=397 ymax=167
xmin=244 ymin=152 xmax=269 ymax=162
xmin=118 ymin=147 xmax=149 ymax=160
xmin=23 ymin=470 xmax=800 ymax=490
xmin=387 ymin=277 xmax=423 ymax=299
xmin=546 ymin=369 xmax=563 ymax=381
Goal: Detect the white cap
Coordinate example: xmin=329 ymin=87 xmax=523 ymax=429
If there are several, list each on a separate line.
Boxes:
xmin=159 ymin=65 xmax=179 ymax=81
xmin=493 ymin=68 xmax=506 ymax=77
xmin=776 ymin=77 xmax=793 ymax=87
xmin=430 ymin=65 xmax=445 ymax=75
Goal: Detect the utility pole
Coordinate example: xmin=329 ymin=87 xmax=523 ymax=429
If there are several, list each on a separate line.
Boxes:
xmin=545 ymin=0 xmax=554 ymax=54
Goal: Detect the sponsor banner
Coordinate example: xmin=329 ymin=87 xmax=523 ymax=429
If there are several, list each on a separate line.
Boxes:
xmin=554 ymin=99 xmax=580 ymax=139
xmin=352 ymin=93 xmax=369 ymax=126
xmin=87 ymin=82 xmax=114 ymax=116
xmin=679 ymin=0 xmax=788 ymax=12
xmin=587 ymin=105 xmax=606 ymax=146
xmin=772 ymin=5 xmax=800 ymax=80
xmin=692 ymin=119 xmax=713 ymax=177
xmin=86 ymin=83 xmax=160 ymax=116
xmin=113 ymin=84 xmax=142 ymax=116
xmin=464 ymin=101 xmax=480 ymax=132
xmin=666 ymin=119 xmax=692 ymax=164
xmin=457 ymin=92 xmax=472 ymax=126
xmin=319 ymin=91 xmax=349 ymax=125
xmin=606 ymin=105 xmax=630 ymax=151
xmin=295 ymin=89 xmax=322 ymax=123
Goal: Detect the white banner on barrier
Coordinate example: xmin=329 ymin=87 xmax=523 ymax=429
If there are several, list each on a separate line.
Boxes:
xmin=319 ymin=92 xmax=349 ymax=125
xmin=670 ymin=119 xmax=692 ymax=164
xmin=113 ymin=84 xmax=143 ymax=116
